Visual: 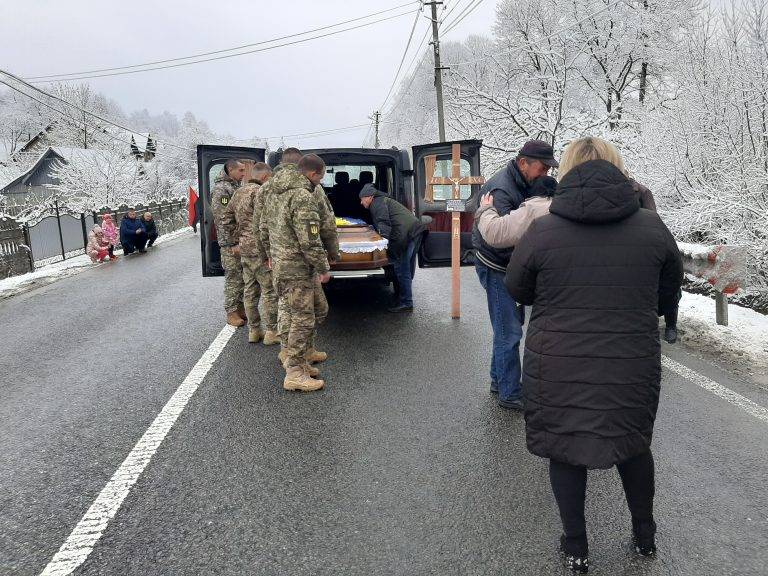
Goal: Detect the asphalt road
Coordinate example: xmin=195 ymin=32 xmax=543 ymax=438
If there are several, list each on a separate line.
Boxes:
xmin=1 ymin=231 xmax=766 ymax=576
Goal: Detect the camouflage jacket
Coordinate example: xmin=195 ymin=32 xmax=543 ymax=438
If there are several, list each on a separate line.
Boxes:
xmin=313 ymin=184 xmax=340 ymax=261
xmin=260 ymin=164 xmax=330 ymax=280
xmin=211 ymin=171 xmax=241 ymax=247
xmin=221 ymin=181 xmax=263 ymax=258
xmin=258 ymin=163 xmax=293 ymax=259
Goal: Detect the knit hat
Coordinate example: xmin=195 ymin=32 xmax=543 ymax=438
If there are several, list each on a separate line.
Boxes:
xmin=359 ymin=183 xmax=379 ymax=199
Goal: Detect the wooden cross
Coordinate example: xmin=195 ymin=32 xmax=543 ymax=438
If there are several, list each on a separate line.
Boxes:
xmin=429 ymin=143 xmax=485 ymax=319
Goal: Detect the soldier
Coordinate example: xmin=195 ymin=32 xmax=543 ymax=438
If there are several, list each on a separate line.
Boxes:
xmin=307 ymin=162 xmax=340 ymax=361
xmin=212 ymin=159 xmax=247 ymax=327
xmin=221 ymin=162 xmax=280 ymax=344
xmin=261 ymin=153 xmax=331 ymax=392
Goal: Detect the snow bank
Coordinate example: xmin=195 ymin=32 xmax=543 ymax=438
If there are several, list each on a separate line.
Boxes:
xmin=677 ymin=242 xmax=711 ymax=260
xmin=677 ymin=292 xmax=768 ymax=375
xmin=0 ymin=227 xmax=194 ymax=300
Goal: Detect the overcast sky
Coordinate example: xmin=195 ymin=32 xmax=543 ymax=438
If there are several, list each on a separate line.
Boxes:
xmin=2 ymin=0 xmax=498 ymax=148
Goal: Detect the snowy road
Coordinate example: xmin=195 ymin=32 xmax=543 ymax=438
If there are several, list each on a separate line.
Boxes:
xmin=1 ymin=233 xmax=767 ymax=575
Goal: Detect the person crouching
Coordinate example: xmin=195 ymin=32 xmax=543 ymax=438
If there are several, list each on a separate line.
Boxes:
xmin=142 ymin=212 xmax=158 ymax=247
xmin=119 ymin=208 xmax=148 ymax=254
xmin=86 ymin=225 xmax=110 ymax=263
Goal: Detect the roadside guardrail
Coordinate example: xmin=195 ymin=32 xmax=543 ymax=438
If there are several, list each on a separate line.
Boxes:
xmin=677 ymin=242 xmax=747 ymax=326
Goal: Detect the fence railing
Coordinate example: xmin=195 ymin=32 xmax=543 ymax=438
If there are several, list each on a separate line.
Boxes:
xmin=0 ymin=200 xmax=188 ymax=279
xmin=678 ymin=242 xmax=747 ymax=326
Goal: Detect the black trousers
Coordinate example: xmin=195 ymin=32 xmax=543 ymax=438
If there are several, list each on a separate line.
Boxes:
xmin=147 ymin=232 xmax=158 ymax=247
xmin=549 ymin=450 xmax=656 ymax=556
xmin=121 ymin=234 xmax=148 ymax=254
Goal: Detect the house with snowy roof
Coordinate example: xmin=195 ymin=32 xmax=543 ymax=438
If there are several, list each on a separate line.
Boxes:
xmin=0 ymin=146 xmax=138 ymax=207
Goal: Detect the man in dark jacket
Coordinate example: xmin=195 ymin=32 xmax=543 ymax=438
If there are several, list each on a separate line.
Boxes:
xmin=474 ymin=140 xmax=558 ymax=410
xmin=360 ymin=184 xmax=426 ymax=313
xmin=505 ymin=157 xmax=683 ymax=564
xmin=142 ymin=212 xmax=158 ymax=247
xmin=119 ymin=208 xmax=148 ymax=254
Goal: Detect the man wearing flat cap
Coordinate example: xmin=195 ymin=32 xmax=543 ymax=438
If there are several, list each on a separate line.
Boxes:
xmin=472 ymin=139 xmax=559 ymax=411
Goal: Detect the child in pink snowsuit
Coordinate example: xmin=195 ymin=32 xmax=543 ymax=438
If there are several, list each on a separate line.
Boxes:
xmin=100 ymin=213 xmax=119 ymax=260
xmin=86 ymin=225 xmax=110 ymax=263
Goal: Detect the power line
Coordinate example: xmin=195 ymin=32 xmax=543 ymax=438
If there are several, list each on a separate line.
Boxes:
xmin=379 ymin=4 xmax=424 ymax=113
xmin=26 ymin=1 xmax=419 ymax=82
xmin=383 ymin=0 xmax=624 ymax=117
xmin=1 ymin=68 xmax=190 ymax=152
xmin=382 ymin=18 xmax=434 ymax=116
xmin=445 ymin=0 xmax=624 ymax=67
xmin=442 ymin=0 xmax=485 ymax=36
xmin=26 ymin=9 xmax=420 ymax=84
xmin=440 ymin=0 xmax=466 ymax=27
xmin=0 ymin=79 xmax=196 ymax=165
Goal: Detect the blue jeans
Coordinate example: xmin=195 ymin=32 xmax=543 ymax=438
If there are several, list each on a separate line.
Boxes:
xmin=475 ymin=260 xmax=523 ymax=402
xmin=391 ymin=239 xmax=417 ymax=307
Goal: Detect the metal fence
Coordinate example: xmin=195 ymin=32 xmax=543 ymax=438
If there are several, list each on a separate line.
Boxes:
xmin=0 ymin=199 xmax=188 ymax=279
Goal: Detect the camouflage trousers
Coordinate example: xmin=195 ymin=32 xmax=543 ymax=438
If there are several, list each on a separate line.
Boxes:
xmin=277 ymin=277 xmax=329 ymax=368
xmin=221 ymin=248 xmax=244 ymax=313
xmin=240 ymin=256 xmax=278 ymax=332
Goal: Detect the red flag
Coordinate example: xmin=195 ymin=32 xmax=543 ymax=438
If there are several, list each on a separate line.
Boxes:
xmin=188 ymin=186 xmax=198 ymax=227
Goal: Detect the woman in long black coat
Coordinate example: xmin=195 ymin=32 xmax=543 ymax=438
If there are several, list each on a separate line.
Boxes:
xmin=505 ymin=137 xmax=683 ymax=573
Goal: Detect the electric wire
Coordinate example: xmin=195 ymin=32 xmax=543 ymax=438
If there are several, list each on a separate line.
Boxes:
xmin=26 ymin=1 xmax=419 ymax=82
xmin=445 ymin=0 xmax=624 ymax=67
xmin=441 ymin=0 xmax=485 ymax=36
xmin=27 ymin=9 xmax=420 ymax=84
xmin=0 ymin=79 xmax=197 ymax=165
xmin=379 ymin=4 xmax=424 ymax=113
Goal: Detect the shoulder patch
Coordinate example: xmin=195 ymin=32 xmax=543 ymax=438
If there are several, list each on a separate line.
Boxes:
xmin=307 ymin=221 xmax=320 ymax=238
xmin=221 ymin=196 xmax=229 ymax=205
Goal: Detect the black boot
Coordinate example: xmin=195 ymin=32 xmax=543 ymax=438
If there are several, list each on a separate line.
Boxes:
xmin=560 ymin=535 xmax=589 ymax=573
xmin=632 ymin=519 xmax=657 ymax=557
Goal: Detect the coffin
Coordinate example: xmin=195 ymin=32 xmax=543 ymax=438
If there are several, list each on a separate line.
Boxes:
xmin=332 ymin=225 xmax=389 ymax=271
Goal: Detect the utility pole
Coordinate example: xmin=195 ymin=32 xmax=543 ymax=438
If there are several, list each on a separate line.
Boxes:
xmin=426 ymin=1 xmax=447 ymax=142
xmin=373 ymin=110 xmax=381 ymax=148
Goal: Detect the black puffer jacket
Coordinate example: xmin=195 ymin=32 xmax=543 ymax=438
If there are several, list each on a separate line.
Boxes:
xmin=472 ymin=160 xmax=531 ymax=271
xmin=365 ymin=185 xmax=426 ymax=259
xmin=505 ymin=160 xmax=683 ymax=469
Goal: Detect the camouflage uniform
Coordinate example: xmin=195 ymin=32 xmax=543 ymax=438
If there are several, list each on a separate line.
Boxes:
xmin=222 ymin=180 xmax=278 ymax=332
xmin=212 ymin=170 xmax=244 ymax=313
xmin=309 ymin=184 xmax=339 ymax=347
xmin=260 ymin=165 xmax=330 ymax=368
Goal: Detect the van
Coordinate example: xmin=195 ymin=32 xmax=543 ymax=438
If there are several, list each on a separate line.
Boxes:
xmin=196 ymin=140 xmax=482 ymax=280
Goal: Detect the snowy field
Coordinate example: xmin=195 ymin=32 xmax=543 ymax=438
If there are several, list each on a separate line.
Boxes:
xmin=0 ymin=227 xmax=193 ymax=300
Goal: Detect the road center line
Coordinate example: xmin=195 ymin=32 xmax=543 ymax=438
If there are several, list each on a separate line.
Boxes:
xmin=662 ymin=354 xmax=768 ymax=424
xmin=39 ymin=324 xmax=237 ymax=576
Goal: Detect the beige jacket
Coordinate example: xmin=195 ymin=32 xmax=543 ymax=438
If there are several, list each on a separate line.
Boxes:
xmin=476 ymin=196 xmax=552 ymax=249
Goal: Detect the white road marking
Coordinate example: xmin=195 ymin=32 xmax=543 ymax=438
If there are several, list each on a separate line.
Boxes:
xmin=39 ymin=324 xmax=237 ymax=576
xmin=662 ymin=355 xmax=768 ymax=424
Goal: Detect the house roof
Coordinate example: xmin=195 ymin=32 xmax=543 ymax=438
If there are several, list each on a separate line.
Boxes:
xmin=0 ymin=146 xmax=137 ymax=194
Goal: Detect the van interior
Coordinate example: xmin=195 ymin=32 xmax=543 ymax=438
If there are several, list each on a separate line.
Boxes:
xmin=319 ymin=154 xmax=473 ymax=238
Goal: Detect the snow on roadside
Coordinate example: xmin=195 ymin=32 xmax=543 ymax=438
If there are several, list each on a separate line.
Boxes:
xmin=0 ymin=227 xmax=194 ymax=301
xmin=677 ymin=291 xmax=768 ymax=375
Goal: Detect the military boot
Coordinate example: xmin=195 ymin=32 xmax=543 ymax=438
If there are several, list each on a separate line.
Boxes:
xmin=305 ymin=348 xmax=328 ymax=364
xmin=263 ymin=330 xmax=280 ymax=346
xmin=303 ymin=363 xmax=320 ymax=378
xmin=236 ymin=306 xmax=248 ymax=322
xmin=248 ymin=328 xmax=265 ymax=343
xmin=226 ymin=311 xmax=245 ymax=327
xmin=278 ymin=349 xmax=288 ymax=368
xmin=283 ymin=366 xmax=324 ymax=392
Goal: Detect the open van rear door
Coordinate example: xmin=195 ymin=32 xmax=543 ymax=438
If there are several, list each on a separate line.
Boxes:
xmin=197 ymin=145 xmax=265 ymax=276
xmin=411 ymin=139 xmax=482 ymax=267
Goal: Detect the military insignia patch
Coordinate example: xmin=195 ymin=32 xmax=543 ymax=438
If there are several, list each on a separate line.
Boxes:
xmin=307 ymin=221 xmax=320 ymax=238
xmin=221 ymin=196 xmax=229 ymax=205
